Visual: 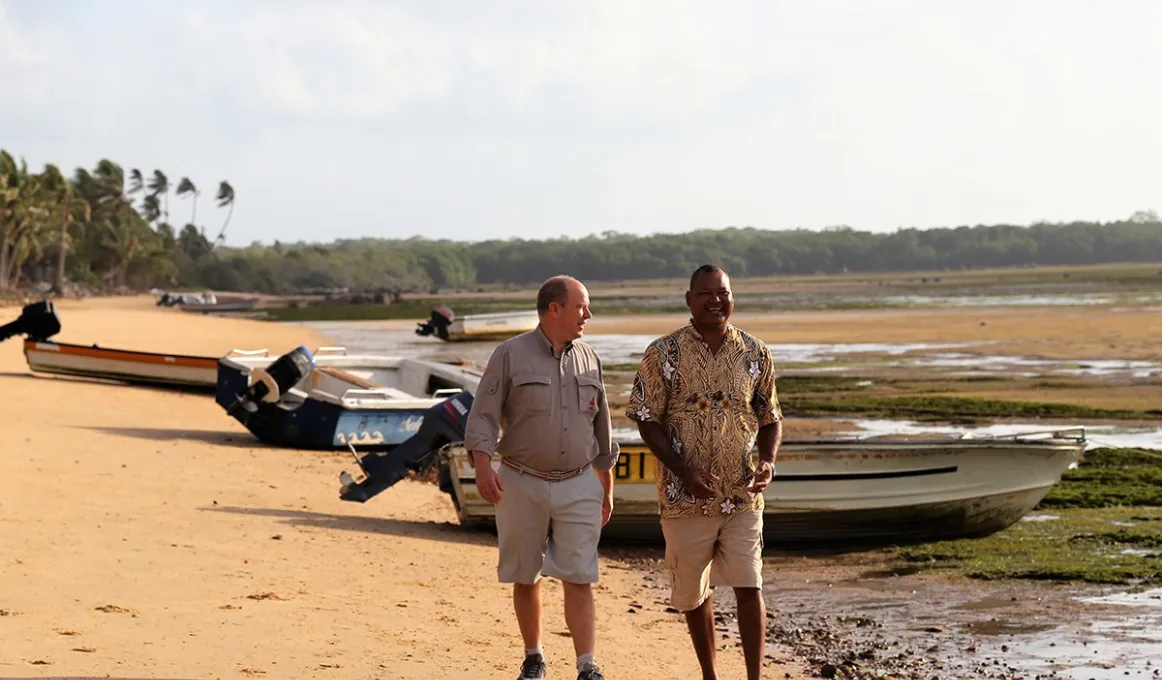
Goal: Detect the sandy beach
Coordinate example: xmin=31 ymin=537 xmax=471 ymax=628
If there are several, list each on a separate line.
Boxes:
xmin=0 ymin=296 xmax=806 ymax=680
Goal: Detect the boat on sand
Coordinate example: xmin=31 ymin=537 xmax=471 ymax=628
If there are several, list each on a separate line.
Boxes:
xmin=215 ymin=346 xmax=480 ymax=453
xmin=415 ymin=305 xmax=539 ymax=343
xmin=4 ymin=300 xmax=220 ymax=391
xmin=440 ymin=429 xmax=1087 ymax=546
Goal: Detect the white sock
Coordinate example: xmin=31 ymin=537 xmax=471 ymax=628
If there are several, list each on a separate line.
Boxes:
xmin=526 ymin=646 xmax=543 ymax=657
xmin=576 ymin=652 xmax=596 ymax=670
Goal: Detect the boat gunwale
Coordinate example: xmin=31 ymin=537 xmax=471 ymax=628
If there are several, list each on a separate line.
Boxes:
xmin=24 ymin=339 xmax=219 ymax=368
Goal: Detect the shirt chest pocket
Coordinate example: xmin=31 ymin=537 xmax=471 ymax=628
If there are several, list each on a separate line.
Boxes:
xmin=576 ymin=375 xmax=604 ymax=421
xmin=511 ymin=373 xmax=553 ymax=415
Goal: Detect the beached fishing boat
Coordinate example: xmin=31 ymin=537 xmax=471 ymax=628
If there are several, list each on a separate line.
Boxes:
xmin=23 ymin=339 xmax=221 ymax=390
xmin=216 ymin=346 xmax=481 ymax=455
xmin=437 ymin=428 xmax=1087 ymax=546
xmin=2 ymin=300 xmax=220 ymax=391
xmin=415 ymin=305 xmax=540 ymax=343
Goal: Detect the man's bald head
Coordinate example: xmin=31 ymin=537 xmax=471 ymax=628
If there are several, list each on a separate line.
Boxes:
xmin=536 ymin=275 xmax=592 ymax=346
xmin=537 ymin=275 xmax=581 ymax=315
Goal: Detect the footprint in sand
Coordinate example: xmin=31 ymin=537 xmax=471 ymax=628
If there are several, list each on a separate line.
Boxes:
xmin=95 ymin=604 xmax=137 ymax=615
xmin=246 ymin=592 xmax=286 ymax=601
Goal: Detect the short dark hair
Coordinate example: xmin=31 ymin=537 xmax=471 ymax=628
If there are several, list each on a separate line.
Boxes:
xmin=689 ymin=264 xmax=726 ymax=290
xmin=537 ymin=276 xmax=572 ymax=314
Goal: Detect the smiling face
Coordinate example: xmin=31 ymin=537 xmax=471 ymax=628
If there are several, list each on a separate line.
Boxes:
xmin=686 ymin=268 xmax=733 ymax=332
xmin=546 ymin=278 xmax=593 ymax=343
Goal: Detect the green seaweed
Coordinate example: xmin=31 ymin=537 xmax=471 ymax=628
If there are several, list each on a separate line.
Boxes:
xmin=896 ymin=508 xmax=1162 ymax=586
xmin=782 ymin=394 xmax=1144 ymax=421
xmin=891 ymin=447 xmax=1162 ymax=586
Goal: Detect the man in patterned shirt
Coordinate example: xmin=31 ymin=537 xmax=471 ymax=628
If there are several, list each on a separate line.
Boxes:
xmin=626 ymin=264 xmax=783 ymax=680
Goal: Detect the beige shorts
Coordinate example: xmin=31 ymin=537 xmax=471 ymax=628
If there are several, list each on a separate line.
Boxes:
xmin=660 ymin=509 xmax=764 ymax=612
xmin=494 ymin=463 xmax=604 ymax=585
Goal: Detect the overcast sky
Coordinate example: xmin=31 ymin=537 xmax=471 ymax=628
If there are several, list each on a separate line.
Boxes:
xmin=3 ymin=0 xmax=1160 ymax=246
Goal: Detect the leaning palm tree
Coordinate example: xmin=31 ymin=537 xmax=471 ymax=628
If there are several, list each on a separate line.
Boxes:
xmin=41 ymin=163 xmax=91 ymax=294
xmin=176 ymin=177 xmax=199 ymax=225
xmin=214 ymin=180 xmax=234 ymax=246
xmin=141 ymin=194 xmax=162 ymax=224
xmin=147 ymin=170 xmax=170 ymax=223
xmin=128 ymin=169 xmax=144 ymax=197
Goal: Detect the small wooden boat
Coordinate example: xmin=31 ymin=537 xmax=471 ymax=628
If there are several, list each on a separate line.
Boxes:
xmin=438 ymin=428 xmax=1088 ymax=547
xmin=22 ymin=339 xmax=221 ymax=391
xmin=415 ymin=305 xmax=539 ymax=343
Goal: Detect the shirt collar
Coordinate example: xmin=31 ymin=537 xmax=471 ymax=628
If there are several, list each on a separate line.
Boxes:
xmin=535 ymin=324 xmax=572 ymax=358
xmin=685 ymin=320 xmax=738 ymax=345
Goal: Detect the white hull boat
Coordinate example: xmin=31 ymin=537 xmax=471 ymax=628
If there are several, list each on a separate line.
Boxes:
xmin=415 ymin=306 xmax=540 ymax=343
xmin=23 ymin=339 xmax=221 ymax=390
xmin=438 ymin=428 xmax=1087 ymax=546
xmin=216 ymin=346 xmax=482 ymax=451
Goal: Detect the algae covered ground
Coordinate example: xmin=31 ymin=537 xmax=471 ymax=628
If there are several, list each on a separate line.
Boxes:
xmin=895 ymin=447 xmax=1162 ymax=587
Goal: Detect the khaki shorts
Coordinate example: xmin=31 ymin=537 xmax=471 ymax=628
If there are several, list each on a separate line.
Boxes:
xmin=660 ymin=510 xmax=764 ymax=612
xmin=494 ymin=463 xmax=604 ymax=585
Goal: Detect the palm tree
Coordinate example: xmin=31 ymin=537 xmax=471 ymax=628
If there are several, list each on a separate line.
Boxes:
xmin=176 ymin=177 xmax=199 ymax=225
xmin=128 ymin=169 xmax=144 ymax=198
xmin=0 ymin=150 xmax=34 ymax=290
xmin=141 ymin=195 xmax=162 ymax=224
xmin=214 ymin=180 xmax=234 ymax=245
xmin=40 ymin=163 xmax=90 ymax=294
xmin=147 ymin=170 xmax=170 ymax=223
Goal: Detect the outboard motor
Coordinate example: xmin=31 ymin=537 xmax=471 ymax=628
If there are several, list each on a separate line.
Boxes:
xmin=224 ymin=346 xmax=316 ymax=415
xmin=0 ymin=300 xmax=62 ymax=343
xmin=339 ymin=390 xmax=474 ymax=503
xmin=414 ymin=305 xmax=454 ymax=341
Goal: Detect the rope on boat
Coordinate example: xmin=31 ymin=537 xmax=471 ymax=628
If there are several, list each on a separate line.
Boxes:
xmin=1084 ymin=436 xmax=1162 ymax=457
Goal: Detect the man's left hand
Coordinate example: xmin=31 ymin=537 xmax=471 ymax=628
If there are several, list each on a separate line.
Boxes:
xmin=601 ymin=494 xmax=614 ymax=526
xmin=747 ymin=460 xmax=775 ymax=494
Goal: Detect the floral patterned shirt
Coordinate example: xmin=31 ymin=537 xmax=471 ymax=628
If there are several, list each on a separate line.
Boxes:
xmin=625 ymin=323 xmax=782 ymax=519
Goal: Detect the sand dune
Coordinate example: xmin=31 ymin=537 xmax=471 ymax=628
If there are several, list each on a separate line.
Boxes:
xmin=0 ymin=296 xmax=803 ymax=679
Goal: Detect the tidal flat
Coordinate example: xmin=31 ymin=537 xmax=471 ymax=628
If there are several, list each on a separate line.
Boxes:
xmin=305 ymin=266 xmax=1162 ymax=677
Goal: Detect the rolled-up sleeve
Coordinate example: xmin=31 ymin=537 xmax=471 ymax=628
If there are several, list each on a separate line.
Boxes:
xmin=590 ymin=356 xmax=618 ymax=472
xmin=625 ymin=340 xmax=667 ymax=425
xmin=752 ymin=343 xmax=783 ymax=426
xmin=464 ymin=343 xmax=510 ymax=456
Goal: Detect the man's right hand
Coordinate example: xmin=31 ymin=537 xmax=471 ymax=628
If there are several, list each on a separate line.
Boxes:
xmin=472 ymin=451 xmax=503 ymax=504
xmin=679 ymin=465 xmax=719 ymax=499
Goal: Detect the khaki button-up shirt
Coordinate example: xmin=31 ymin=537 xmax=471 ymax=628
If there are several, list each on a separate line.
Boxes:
xmin=464 ymin=326 xmax=618 ymax=473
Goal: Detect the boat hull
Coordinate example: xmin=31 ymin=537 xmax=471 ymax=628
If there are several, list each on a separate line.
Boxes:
xmin=446 ymin=311 xmax=539 ymax=342
xmin=23 ymin=339 xmax=218 ymax=391
xmin=441 ymin=434 xmax=1086 ymax=546
xmin=215 ymin=359 xmax=431 ymax=450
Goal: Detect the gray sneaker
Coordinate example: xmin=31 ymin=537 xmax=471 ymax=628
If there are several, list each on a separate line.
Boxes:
xmin=519 ymin=652 xmax=546 ymax=680
xmin=577 ymin=662 xmax=605 ymax=680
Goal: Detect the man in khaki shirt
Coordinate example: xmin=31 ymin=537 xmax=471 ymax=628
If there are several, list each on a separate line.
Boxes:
xmin=464 ymin=275 xmax=617 ymax=680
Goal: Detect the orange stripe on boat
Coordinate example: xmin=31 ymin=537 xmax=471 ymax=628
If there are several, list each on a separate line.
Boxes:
xmin=23 ymin=339 xmax=218 ymax=368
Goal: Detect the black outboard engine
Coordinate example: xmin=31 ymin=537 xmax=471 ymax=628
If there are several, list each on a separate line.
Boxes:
xmin=339 ymin=390 xmax=474 ymax=503
xmin=225 ymin=346 xmax=316 ymax=415
xmin=0 ymin=300 xmax=62 ymax=343
xmin=414 ymin=305 xmax=454 ymax=341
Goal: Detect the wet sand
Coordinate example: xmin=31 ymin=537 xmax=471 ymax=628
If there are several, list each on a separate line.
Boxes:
xmin=585 ymin=307 xmax=1162 ymax=361
xmin=0 ymin=296 xmax=805 ymax=679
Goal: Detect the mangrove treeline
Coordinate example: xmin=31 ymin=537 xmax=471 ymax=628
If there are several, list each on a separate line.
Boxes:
xmin=3 ymin=150 xmax=1160 ymax=294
